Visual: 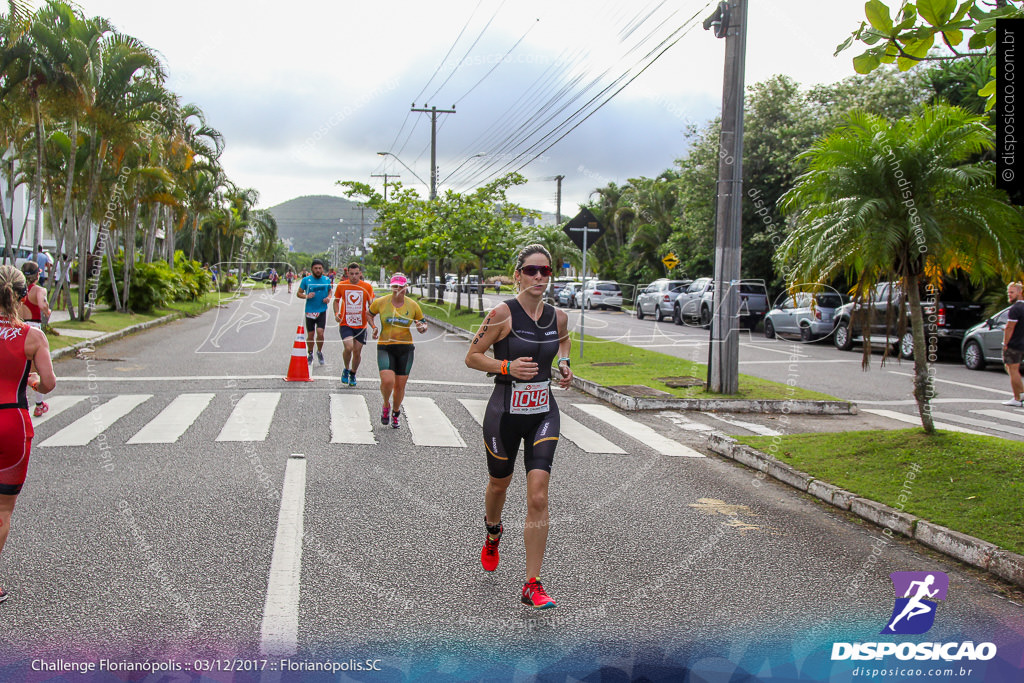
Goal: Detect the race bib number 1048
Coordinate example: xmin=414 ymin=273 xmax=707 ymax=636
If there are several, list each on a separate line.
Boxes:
xmin=510 ymin=381 xmax=550 ymax=415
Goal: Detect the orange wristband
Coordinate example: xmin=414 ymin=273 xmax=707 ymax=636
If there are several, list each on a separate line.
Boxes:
xmin=500 ymin=360 xmax=509 ymax=375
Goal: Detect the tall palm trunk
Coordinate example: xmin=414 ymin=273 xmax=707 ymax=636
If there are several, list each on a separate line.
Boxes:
xmin=143 ymin=204 xmax=159 ymax=262
xmin=30 ymin=96 xmax=44 ymax=269
xmin=121 ymin=194 xmax=139 ymax=311
xmin=905 ymin=272 xmax=936 ymax=434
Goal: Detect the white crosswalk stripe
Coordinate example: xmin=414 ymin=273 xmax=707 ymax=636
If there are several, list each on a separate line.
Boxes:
xmin=38 ymin=395 xmax=152 ymax=447
xmin=217 ymin=392 xmax=281 ymax=442
xmin=30 ymin=391 xmax=707 ymax=457
xmin=860 ymin=408 xmax=985 ymax=435
xmin=458 ymin=399 xmax=626 ymax=454
xmin=126 ymin=393 xmax=215 ymax=444
xmin=572 ymin=404 xmax=705 ymax=457
xmin=402 ymin=396 xmax=466 ymax=447
xmin=330 ymin=394 xmax=376 ymax=444
xmin=29 ymin=395 xmax=87 ymax=427
xmin=970 ymin=409 xmax=1024 ymax=425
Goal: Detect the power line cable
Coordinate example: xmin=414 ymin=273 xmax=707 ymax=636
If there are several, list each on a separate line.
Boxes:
xmin=455 ymin=1 xmax=691 ymax=188
xmin=424 ymin=0 xmax=508 ymax=104
xmin=471 ymin=3 xmax=710 ymax=186
xmin=453 ymin=18 xmax=540 ymax=107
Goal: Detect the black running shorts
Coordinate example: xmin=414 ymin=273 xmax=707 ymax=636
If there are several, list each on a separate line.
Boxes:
xmin=481 ymin=385 xmax=559 ymax=478
xmin=377 ymin=344 xmax=415 ymax=376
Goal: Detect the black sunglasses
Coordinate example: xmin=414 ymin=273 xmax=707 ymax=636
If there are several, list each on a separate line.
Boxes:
xmin=519 ymin=265 xmax=552 ymax=277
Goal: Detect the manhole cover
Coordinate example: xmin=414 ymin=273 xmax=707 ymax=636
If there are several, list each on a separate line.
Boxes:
xmin=609 ymin=385 xmax=674 ymax=398
xmin=657 ymin=376 xmax=705 ymax=389
xmin=591 ymin=362 xmax=635 ymax=367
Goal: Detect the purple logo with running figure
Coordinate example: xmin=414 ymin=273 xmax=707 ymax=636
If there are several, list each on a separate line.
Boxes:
xmin=881 ymin=571 xmax=949 ymax=635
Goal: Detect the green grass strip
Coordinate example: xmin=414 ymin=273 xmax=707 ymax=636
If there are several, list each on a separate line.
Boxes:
xmin=738 ymin=429 xmax=1024 ymax=555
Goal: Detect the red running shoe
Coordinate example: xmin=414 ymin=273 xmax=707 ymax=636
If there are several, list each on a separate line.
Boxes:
xmin=481 ymin=524 xmax=502 ymax=572
xmin=380 ymin=404 xmax=390 ymax=425
xmin=33 ymin=402 xmax=48 ymax=417
xmin=521 ymin=578 xmax=556 ymax=610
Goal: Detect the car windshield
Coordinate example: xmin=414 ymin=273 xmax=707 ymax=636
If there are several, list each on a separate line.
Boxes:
xmin=597 ymin=283 xmax=620 ymax=292
xmin=815 ymin=293 xmax=843 ymax=307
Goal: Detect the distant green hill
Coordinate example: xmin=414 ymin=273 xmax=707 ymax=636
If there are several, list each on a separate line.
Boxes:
xmin=267 ymin=195 xmax=378 ymax=254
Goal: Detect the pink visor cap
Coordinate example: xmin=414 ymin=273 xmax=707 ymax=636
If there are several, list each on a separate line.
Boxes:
xmin=389 ymin=275 xmax=408 ymax=287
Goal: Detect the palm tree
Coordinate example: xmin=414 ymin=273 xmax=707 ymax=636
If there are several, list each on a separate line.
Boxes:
xmin=777 ymin=104 xmax=1024 ymax=433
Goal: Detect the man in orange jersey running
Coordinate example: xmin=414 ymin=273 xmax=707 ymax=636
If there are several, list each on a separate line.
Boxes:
xmin=332 ymin=262 xmax=377 ymax=387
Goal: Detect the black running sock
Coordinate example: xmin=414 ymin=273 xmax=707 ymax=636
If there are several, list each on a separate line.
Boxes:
xmin=485 ymin=518 xmax=502 ymax=537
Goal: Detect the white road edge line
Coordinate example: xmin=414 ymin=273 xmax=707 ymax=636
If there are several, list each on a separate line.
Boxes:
xmin=260 ymin=454 xmax=307 ymax=657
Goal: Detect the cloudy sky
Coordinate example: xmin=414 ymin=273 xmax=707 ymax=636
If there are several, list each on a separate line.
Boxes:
xmin=72 ymin=0 xmax=871 ymax=215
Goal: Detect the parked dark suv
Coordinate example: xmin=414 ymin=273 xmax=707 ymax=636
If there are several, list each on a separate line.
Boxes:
xmin=832 ymin=281 xmax=985 ymax=359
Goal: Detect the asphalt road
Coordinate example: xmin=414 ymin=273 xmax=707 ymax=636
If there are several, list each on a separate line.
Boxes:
xmin=0 ymin=288 xmax=1021 ymax=681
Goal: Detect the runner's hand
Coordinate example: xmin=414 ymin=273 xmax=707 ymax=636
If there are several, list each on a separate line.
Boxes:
xmin=416 ymin=320 xmax=428 ymax=333
xmin=372 ymin=327 xmax=379 ymax=340
xmin=511 ymin=357 xmax=538 ymax=380
xmin=322 ymin=296 xmax=330 ymax=304
xmin=27 ymin=372 xmax=39 ymax=389
xmin=557 ymin=363 xmax=573 ymax=389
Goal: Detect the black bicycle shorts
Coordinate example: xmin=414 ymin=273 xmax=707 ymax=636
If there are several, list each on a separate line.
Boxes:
xmin=481 ymin=384 xmax=559 ymax=479
xmin=339 ymin=326 xmax=367 ymax=344
xmin=304 ymin=311 xmax=327 ymax=331
xmin=377 ymin=344 xmax=415 ymax=376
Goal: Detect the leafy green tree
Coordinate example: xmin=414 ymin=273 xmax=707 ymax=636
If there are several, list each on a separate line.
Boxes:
xmin=777 ymin=104 xmax=1024 ymax=433
xmin=836 ymin=0 xmax=1023 ymax=111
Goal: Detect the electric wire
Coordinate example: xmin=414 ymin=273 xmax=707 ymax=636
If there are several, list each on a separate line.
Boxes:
xmin=468 ymin=3 xmax=711 ymax=187
xmin=424 ymin=0 xmax=509 ymax=104
xmin=451 ymin=0 xmax=695 ymax=189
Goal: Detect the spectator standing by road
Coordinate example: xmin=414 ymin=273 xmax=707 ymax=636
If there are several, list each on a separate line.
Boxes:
xmin=368 ymin=273 xmax=427 ymax=429
xmin=297 ymin=259 xmax=333 ymax=366
xmin=333 ymin=262 xmax=377 ymax=387
xmin=33 ymin=247 xmax=52 ymax=287
xmin=0 ymin=264 xmax=57 ymax=604
xmin=1001 ymin=282 xmax=1024 ymax=406
xmin=18 ymin=263 xmax=51 ymax=417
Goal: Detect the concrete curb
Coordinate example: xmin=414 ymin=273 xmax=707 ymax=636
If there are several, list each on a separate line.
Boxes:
xmin=423 ymin=314 xmax=858 ymax=415
xmin=705 ymin=433 xmax=1024 ymax=589
xmin=49 ymin=312 xmax=184 ymax=361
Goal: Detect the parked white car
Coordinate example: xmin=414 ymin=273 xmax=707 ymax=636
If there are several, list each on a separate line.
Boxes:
xmin=574 ymin=280 xmax=623 ymax=310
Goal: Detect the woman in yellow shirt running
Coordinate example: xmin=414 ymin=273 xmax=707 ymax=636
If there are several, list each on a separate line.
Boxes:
xmin=368 ymin=273 xmax=428 ymax=428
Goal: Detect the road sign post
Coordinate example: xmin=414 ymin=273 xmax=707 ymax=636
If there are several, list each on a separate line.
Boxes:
xmin=563 ymin=209 xmax=605 ymax=360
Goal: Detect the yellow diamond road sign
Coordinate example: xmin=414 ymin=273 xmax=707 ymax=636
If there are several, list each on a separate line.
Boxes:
xmin=662 ymin=253 xmax=680 ymax=270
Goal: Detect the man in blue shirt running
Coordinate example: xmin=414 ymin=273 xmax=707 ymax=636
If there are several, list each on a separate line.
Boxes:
xmin=297 ymin=259 xmax=333 ymax=365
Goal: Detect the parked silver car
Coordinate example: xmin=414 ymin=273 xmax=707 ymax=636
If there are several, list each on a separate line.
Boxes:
xmin=574 ymin=280 xmax=623 ymax=310
xmin=635 ymin=279 xmax=691 ymax=321
xmin=556 ymin=282 xmax=582 ymax=307
xmin=962 ymin=306 xmax=1011 ymax=370
xmin=764 ymin=292 xmax=844 ymax=341
xmin=672 ymin=278 xmax=769 ymax=330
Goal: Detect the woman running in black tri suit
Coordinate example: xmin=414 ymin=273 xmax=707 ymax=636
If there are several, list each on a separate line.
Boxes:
xmin=465 ymin=244 xmax=573 ymax=609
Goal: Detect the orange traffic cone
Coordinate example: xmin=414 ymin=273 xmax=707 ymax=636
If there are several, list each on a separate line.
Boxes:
xmin=284 ymin=325 xmax=313 ymax=382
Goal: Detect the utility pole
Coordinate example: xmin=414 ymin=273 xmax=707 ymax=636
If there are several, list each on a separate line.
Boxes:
xmin=357 ymin=206 xmax=367 ymax=259
xmin=554 ymin=175 xmax=565 ymax=224
xmin=704 ymin=0 xmax=748 ymax=395
xmin=370 ymin=173 xmax=399 ymax=202
xmin=412 ymin=104 xmax=456 ymax=300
